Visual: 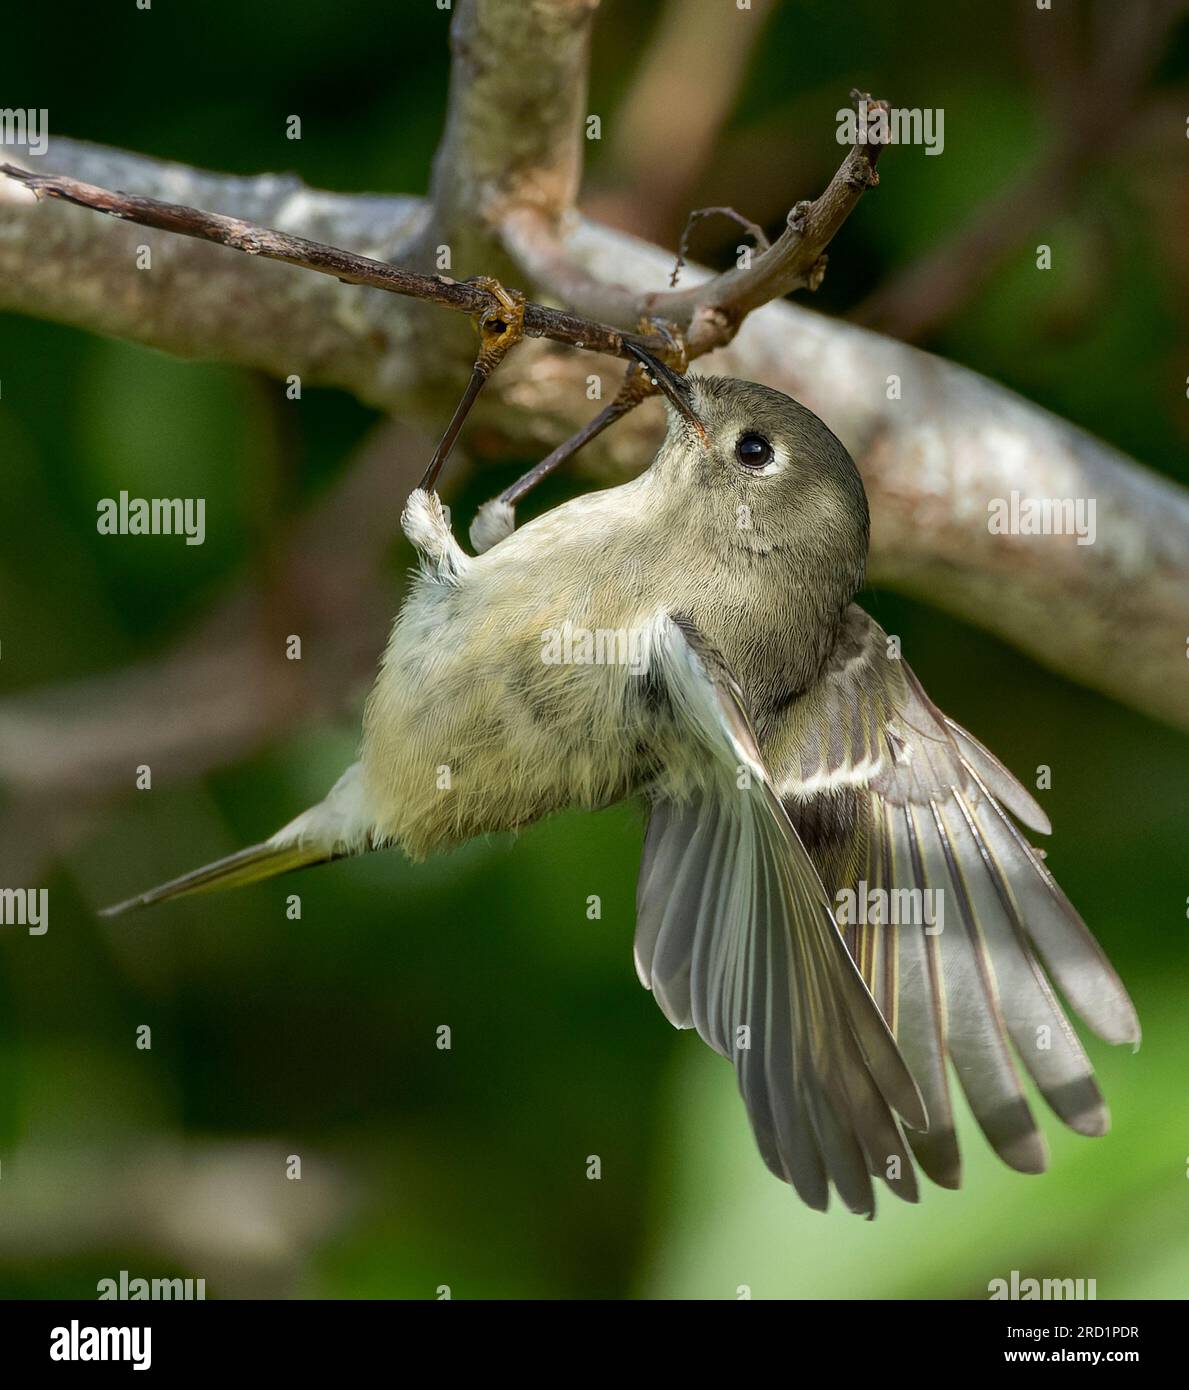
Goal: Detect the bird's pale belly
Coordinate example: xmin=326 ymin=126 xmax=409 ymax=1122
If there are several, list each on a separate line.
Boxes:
xmin=359 ymin=580 xmax=660 ymax=859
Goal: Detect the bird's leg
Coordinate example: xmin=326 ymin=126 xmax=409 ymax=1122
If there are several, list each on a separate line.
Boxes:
xmin=468 ymin=316 xmax=687 ymax=554
xmin=417 ymin=276 xmax=526 ymax=494
xmin=401 ymin=488 xmax=471 ymax=584
xmin=469 ymin=367 xmax=648 ymax=553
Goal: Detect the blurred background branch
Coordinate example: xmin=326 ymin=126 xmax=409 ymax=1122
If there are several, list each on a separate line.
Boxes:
xmin=416 ymin=0 xmax=600 ymax=270
xmin=856 ymin=0 xmax=1189 ymax=340
xmin=0 ymin=420 xmax=438 ymax=885
xmin=591 ymin=0 xmax=779 ymax=243
xmin=0 ymin=422 xmax=428 ymax=797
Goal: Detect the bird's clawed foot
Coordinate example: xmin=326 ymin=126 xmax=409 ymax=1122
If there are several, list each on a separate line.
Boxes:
xmin=469 ymin=275 xmax=527 ymax=375
xmin=402 ymin=488 xmax=470 ymax=584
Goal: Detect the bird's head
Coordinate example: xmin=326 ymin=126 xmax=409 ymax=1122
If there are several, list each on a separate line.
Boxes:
xmin=631 ymin=351 xmax=870 ymax=617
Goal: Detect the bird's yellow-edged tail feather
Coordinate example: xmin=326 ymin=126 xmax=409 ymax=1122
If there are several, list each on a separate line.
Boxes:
xmin=99 ymin=841 xmax=337 ymax=918
xmin=101 ymin=760 xmax=372 ymax=917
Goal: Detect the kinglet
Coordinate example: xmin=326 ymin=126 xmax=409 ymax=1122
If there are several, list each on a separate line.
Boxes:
xmin=103 ymin=365 xmax=1138 ymax=1216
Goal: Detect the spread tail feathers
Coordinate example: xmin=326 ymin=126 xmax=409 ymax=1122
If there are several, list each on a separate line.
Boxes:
xmin=100 ymin=762 xmax=373 ymax=917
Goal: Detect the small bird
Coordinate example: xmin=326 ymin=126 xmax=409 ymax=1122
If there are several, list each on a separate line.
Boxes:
xmin=103 ymin=365 xmax=1138 ymax=1215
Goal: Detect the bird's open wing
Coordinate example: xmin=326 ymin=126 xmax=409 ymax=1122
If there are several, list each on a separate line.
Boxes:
xmin=776 ymin=606 xmax=1139 ymax=1189
xmin=635 ymin=614 xmax=926 ymax=1215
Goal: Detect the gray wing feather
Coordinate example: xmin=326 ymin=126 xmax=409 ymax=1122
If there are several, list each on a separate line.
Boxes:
xmin=635 ymin=614 xmax=924 ymax=1215
xmin=780 ymin=606 xmax=1138 ymax=1191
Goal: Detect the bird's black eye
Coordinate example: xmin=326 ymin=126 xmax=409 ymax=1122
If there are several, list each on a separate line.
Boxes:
xmin=735 ymin=432 xmax=774 ymax=469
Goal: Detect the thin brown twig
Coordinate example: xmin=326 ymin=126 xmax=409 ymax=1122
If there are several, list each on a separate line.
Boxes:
xmin=0 ymin=163 xmax=673 ymax=365
xmin=654 ymin=91 xmax=887 ymax=353
xmin=668 ymin=205 xmax=771 ymax=288
xmin=500 ymin=91 xmax=889 ymax=355
xmin=2 ymin=93 xmax=887 ymax=527
xmin=1 ymin=87 xmax=883 ymax=371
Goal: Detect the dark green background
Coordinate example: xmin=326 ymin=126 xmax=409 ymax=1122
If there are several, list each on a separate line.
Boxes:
xmin=1 ymin=0 xmax=1186 ymax=1298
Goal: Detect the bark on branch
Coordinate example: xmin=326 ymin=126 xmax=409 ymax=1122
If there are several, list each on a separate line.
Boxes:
xmin=0 ymin=163 xmax=673 ymax=365
xmin=421 ymin=0 xmax=600 ymax=270
xmin=499 ymin=90 xmax=887 ymax=353
xmin=0 ymin=142 xmax=1186 ymax=733
xmin=1 ymin=87 xmax=883 ymax=370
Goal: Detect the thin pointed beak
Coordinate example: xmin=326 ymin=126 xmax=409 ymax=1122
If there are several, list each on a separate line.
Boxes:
xmin=623 ymin=342 xmax=708 ymax=444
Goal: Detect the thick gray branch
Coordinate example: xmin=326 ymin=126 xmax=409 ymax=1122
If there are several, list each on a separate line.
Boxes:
xmin=422 ymin=0 xmax=600 ymax=272
xmin=1 ymin=163 xmax=675 ymax=365
xmin=0 ymin=140 xmax=439 ymax=407
xmin=1 ymin=142 xmax=1186 ymax=732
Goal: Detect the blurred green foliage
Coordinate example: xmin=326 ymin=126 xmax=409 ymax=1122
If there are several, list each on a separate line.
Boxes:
xmin=0 ymin=0 xmax=1186 ymax=1299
